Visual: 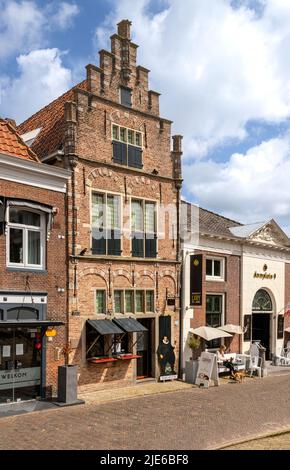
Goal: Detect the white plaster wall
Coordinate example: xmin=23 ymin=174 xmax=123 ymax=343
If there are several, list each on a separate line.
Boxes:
xmin=242 ymin=253 xmax=285 ymax=356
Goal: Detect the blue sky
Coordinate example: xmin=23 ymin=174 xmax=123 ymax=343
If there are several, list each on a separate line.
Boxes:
xmin=1 ymin=0 xmax=290 ymax=231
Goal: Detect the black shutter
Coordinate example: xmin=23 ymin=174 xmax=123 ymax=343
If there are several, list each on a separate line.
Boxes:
xmin=128 ymin=146 xmax=143 ymax=169
xmin=113 ymin=141 xmax=127 ymax=165
xmin=244 ymin=315 xmax=252 ymax=341
xmin=107 ymin=229 xmax=121 ymax=256
xmin=132 ymin=232 xmax=144 ymax=257
xmin=277 ymin=315 xmax=284 ymax=339
xmin=92 ymin=228 xmax=106 ymax=255
xmin=145 ymin=234 xmax=157 ymax=258
xmin=159 ymin=316 xmax=171 ymax=343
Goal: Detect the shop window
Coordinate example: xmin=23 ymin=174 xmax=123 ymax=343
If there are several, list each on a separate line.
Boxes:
xmin=206 ymin=294 xmax=223 ymax=349
xmin=112 ymin=124 xmax=143 ymax=169
xmin=120 ymin=87 xmax=132 ymax=108
xmin=7 ymin=207 xmax=45 ymax=269
xmin=131 ymin=199 xmax=157 ymax=258
xmin=91 ymin=193 xmax=121 ymax=256
xmin=95 ymin=291 xmax=106 ymax=314
xmin=7 ymin=307 xmax=39 ymax=321
xmin=206 ymin=258 xmax=224 ymax=280
xmin=86 ymin=323 xmax=105 ymax=358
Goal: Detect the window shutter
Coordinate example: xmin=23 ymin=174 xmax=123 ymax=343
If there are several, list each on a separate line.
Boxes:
xmin=92 ymin=228 xmax=106 ymax=255
xmin=108 ymin=229 xmax=121 ymax=256
xmin=244 ymin=315 xmax=252 ymax=341
xmin=145 ymin=234 xmax=157 ymax=258
xmin=113 ymin=141 xmax=127 ymax=165
xmin=132 ymin=233 xmax=144 ymax=257
xmin=128 ymin=146 xmax=143 ymax=168
xmin=277 ymin=315 xmax=284 ymax=339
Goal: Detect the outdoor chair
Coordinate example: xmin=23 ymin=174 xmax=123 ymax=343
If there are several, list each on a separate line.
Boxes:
xmin=248 ymin=356 xmax=262 ymax=377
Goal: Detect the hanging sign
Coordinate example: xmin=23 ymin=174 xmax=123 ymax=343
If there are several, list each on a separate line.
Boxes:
xmin=195 ymin=352 xmax=219 ymax=388
xmin=190 ymin=254 xmax=203 ymax=306
xmin=45 ymin=328 xmax=57 ymax=337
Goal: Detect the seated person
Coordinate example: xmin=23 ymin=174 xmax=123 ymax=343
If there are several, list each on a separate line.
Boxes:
xmin=217 ymin=345 xmax=236 ymax=379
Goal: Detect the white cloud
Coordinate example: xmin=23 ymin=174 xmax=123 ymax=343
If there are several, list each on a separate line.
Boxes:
xmin=184 ymin=133 xmax=290 ymax=227
xmin=52 ymin=2 xmax=79 ymax=30
xmin=0 ymin=1 xmax=80 ymax=60
xmin=0 ymin=49 xmax=72 ymax=123
xmin=0 ymin=0 xmax=46 ymax=59
xmin=96 ymin=0 xmax=290 ymax=156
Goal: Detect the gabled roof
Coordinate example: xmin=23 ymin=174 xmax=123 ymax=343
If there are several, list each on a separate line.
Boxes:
xmin=229 ymin=221 xmax=269 ymax=238
xmin=18 ymin=80 xmax=88 ymax=159
xmin=182 ymin=201 xmax=242 ymax=239
xmin=182 ymin=201 xmax=290 ymax=248
xmin=0 ymin=118 xmax=39 ymax=162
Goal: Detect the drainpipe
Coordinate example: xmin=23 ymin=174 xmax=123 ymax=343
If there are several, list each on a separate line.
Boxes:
xmin=239 ymin=246 xmax=243 ymax=354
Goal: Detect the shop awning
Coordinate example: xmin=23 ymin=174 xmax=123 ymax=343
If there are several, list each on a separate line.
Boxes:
xmin=87 ymin=319 xmax=123 ymax=335
xmin=0 ymin=320 xmax=64 ymax=327
xmin=112 ymin=317 xmax=148 ymax=333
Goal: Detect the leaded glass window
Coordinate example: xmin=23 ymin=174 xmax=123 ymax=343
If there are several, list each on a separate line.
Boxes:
xmin=252 ymin=289 xmax=273 ymax=311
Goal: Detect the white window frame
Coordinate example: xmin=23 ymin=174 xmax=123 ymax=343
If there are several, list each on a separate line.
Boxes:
xmin=206 ymin=257 xmax=225 ymax=281
xmin=130 ymin=197 xmax=158 ymax=258
xmin=90 ymin=189 xmax=123 ymax=255
xmin=95 ymin=289 xmax=107 ymax=315
xmin=6 ymin=207 xmax=46 ymax=270
xmin=112 ymin=123 xmax=143 ymax=149
xmin=206 ymin=293 xmax=225 ymax=328
xmin=113 ymin=289 xmax=155 ymax=315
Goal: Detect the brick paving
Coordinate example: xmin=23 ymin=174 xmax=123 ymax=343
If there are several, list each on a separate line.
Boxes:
xmin=1 ymin=375 xmax=290 ymax=450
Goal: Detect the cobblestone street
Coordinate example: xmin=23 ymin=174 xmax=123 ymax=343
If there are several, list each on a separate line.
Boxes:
xmin=1 ymin=375 xmax=290 ymax=450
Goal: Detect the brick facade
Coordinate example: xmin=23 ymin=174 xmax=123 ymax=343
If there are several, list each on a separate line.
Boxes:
xmin=0 ymin=177 xmax=68 ymax=397
xmin=19 ymin=20 xmax=183 ymax=392
xmin=189 ymin=250 xmax=241 ymax=354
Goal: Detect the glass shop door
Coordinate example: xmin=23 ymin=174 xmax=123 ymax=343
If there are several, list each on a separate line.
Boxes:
xmin=0 ymin=327 xmax=42 ymax=404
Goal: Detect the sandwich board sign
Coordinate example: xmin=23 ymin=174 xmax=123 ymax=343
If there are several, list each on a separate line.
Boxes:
xmin=195 ymin=352 xmax=219 ymax=388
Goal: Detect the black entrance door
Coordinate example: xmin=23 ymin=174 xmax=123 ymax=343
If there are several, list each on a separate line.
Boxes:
xmin=252 ymin=314 xmax=270 ymax=359
xmin=137 ymin=319 xmax=153 ymax=379
xmin=0 ymin=327 xmax=42 ymax=403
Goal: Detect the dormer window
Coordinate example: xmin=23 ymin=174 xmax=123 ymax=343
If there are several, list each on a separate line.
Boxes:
xmin=120 ymin=87 xmax=132 ymax=108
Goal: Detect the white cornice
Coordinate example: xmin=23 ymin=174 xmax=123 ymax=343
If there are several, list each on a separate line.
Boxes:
xmin=0 ymin=153 xmax=70 ymax=193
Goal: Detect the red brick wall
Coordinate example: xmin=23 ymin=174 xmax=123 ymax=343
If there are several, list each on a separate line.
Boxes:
xmin=0 ymin=179 xmax=67 ymax=395
xmin=190 ymin=250 xmax=241 ymax=353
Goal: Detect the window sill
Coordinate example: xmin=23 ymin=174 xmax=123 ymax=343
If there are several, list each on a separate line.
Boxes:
xmin=7 ymin=267 xmax=47 ymax=274
xmin=87 ymin=357 xmax=118 ymax=364
xmin=206 ymin=276 xmax=224 ymax=282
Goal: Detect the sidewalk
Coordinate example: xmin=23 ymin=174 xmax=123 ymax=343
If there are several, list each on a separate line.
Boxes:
xmin=79 ymin=380 xmax=192 ymax=405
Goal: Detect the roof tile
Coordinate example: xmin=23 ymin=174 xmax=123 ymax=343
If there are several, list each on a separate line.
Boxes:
xmin=0 ymin=119 xmax=39 ymax=162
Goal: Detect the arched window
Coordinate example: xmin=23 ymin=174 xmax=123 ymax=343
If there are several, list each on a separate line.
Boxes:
xmin=252 ymin=289 xmax=273 ymax=312
xmin=7 ymin=307 xmax=39 ymax=321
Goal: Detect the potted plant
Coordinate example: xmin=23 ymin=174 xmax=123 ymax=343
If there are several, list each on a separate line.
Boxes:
xmin=57 ymin=341 xmax=79 ymax=405
xmin=185 ymin=335 xmax=201 ymax=384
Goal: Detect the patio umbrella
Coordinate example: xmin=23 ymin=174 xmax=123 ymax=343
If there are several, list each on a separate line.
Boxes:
xmin=218 ymin=324 xmax=243 ymax=335
xmin=285 ymin=327 xmax=290 ymax=333
xmin=189 ymin=326 xmax=232 ymax=341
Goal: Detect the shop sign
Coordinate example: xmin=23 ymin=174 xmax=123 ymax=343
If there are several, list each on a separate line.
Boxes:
xmin=254 ymin=264 xmax=276 ymax=280
xmin=190 ymin=254 xmax=203 ymax=306
xmin=0 ymin=367 xmax=41 ymax=390
xmin=45 ymin=328 xmax=57 ymax=337
xmin=195 ymin=352 xmax=219 ymax=388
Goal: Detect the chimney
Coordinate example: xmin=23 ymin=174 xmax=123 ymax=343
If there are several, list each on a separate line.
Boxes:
xmin=117 ymin=20 xmax=132 ymax=39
